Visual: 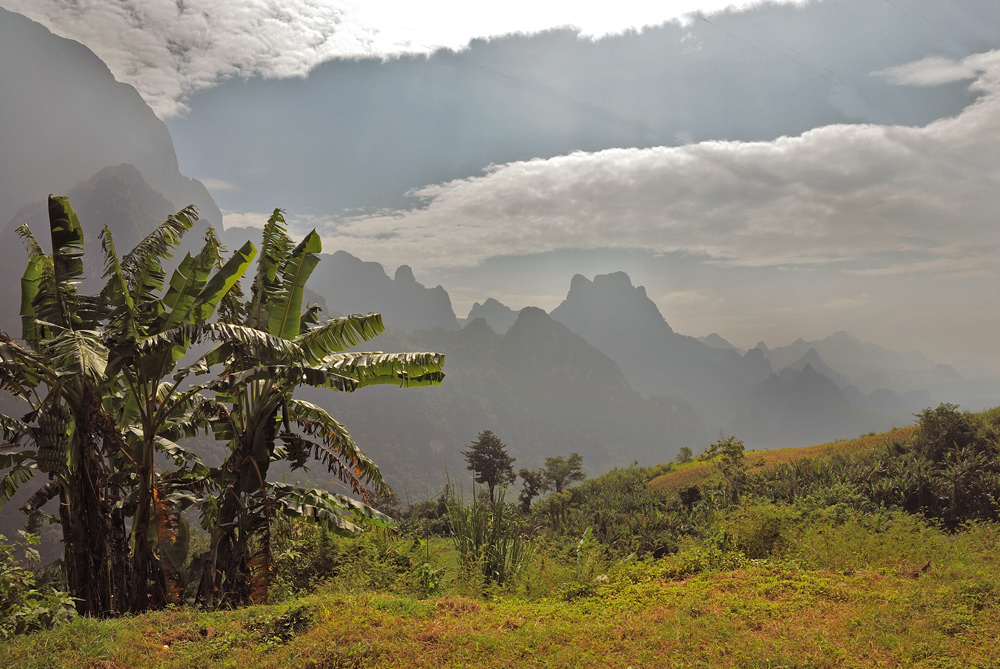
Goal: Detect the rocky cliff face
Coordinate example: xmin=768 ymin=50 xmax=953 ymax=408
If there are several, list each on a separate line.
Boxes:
xmin=0 ymin=7 xmax=220 ymax=228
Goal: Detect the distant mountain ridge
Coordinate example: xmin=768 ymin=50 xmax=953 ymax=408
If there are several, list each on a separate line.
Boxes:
xmin=308 ymin=307 xmax=710 ymax=495
xmin=462 ymin=298 xmax=520 ymax=333
xmin=759 ymin=332 xmax=939 ymax=394
xmin=308 ymin=250 xmax=460 ymax=332
xmin=549 ymin=271 xmax=774 ymax=425
xmin=0 ymin=165 xmax=201 ymax=333
xmin=728 ymin=363 xmax=889 ymax=449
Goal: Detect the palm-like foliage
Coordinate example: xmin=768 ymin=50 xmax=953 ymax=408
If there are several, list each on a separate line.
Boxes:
xmin=0 ymin=197 xmax=132 ymax=615
xmin=186 ymin=209 xmax=445 ymax=607
xmin=0 ymin=197 xmax=257 ymax=614
xmin=1 ymin=200 xmax=444 ymax=614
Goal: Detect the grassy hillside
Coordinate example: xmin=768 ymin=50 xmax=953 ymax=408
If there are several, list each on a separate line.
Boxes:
xmin=3 ymin=409 xmax=1000 ymax=667
xmin=649 ymin=427 xmax=916 ymax=494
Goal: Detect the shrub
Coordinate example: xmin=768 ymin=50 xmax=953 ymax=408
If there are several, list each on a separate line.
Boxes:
xmin=447 ymin=488 xmax=531 ymax=588
xmin=0 ymin=532 xmax=76 ymax=638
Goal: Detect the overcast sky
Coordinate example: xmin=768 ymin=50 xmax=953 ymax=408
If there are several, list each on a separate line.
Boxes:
xmin=7 ymin=0 xmax=1000 ymax=370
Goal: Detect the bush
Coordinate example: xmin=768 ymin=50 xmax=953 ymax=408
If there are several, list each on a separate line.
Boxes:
xmin=724 ymin=503 xmax=799 ymax=559
xmin=0 ymin=532 xmax=76 ymax=638
xmin=533 ymin=464 xmax=693 ymax=558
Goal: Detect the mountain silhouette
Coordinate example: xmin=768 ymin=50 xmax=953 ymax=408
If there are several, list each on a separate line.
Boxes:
xmin=0 ymin=165 xmax=203 ymax=333
xmin=298 ymin=250 xmax=460 ymax=332
xmin=728 ymin=364 xmax=891 ymax=449
xmin=779 ymin=348 xmax=852 ymax=388
xmin=306 ymin=307 xmax=710 ymax=495
xmin=0 ymin=8 xmax=219 ymax=228
xmin=463 ymin=298 xmax=519 ymax=333
xmin=549 ymin=272 xmax=772 ymax=425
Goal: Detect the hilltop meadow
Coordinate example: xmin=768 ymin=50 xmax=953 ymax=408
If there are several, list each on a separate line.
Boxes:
xmin=3 ymin=404 xmax=1000 ymax=668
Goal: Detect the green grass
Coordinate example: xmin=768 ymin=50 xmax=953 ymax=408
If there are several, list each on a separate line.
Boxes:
xmin=5 ymin=422 xmax=1000 ymax=668
xmin=2 ymin=515 xmax=999 ymax=668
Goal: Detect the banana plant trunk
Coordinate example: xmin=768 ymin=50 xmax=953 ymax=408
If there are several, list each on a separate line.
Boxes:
xmin=60 ymin=430 xmax=129 ymax=616
xmin=130 ymin=437 xmax=166 ymax=612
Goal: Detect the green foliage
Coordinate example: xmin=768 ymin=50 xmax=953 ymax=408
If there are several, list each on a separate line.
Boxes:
xmin=744 ymin=406 xmax=1000 ymax=530
xmin=447 ymin=487 xmax=531 ymax=588
xmin=0 ymin=533 xmax=76 ymax=639
xmin=243 ymin=604 xmax=312 ymax=648
xmin=676 ymin=446 xmax=693 ymax=464
xmin=516 ymin=467 xmax=547 ymax=513
xmin=541 ymin=452 xmax=586 ymax=493
xmin=700 ymin=435 xmax=747 ymax=505
xmin=1 ymin=197 xmax=444 ymax=616
xmin=913 ymin=403 xmax=981 ymax=462
xmin=534 ymin=464 xmax=693 ymax=558
xmin=461 ymin=430 xmax=515 ymax=502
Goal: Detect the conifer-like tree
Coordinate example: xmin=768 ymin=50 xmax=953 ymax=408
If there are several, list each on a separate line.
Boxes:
xmin=462 ymin=430 xmax=515 ymax=502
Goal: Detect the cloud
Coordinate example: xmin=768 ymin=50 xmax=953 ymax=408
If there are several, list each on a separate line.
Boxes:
xmin=2 ymin=0 xmax=807 ymax=118
xmin=3 ymin=0 xmax=379 ymax=117
xmin=873 ymin=56 xmax=982 ymax=87
xmin=313 ymin=50 xmax=1000 ymax=277
xmin=222 ymin=210 xmax=273 ymax=230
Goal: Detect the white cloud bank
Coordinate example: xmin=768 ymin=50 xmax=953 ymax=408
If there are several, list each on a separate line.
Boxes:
xmin=1 ymin=0 xmax=804 ymax=117
xmin=319 ymin=50 xmax=1000 ymax=275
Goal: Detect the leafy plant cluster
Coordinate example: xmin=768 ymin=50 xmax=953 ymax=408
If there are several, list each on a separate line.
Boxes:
xmin=0 ymin=532 xmax=75 ymax=638
xmin=0 ymin=197 xmax=443 ymax=620
xmin=744 ymin=404 xmax=1000 ymax=530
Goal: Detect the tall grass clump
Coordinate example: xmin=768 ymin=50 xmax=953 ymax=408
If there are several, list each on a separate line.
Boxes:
xmin=447 ymin=488 xmax=531 ymax=588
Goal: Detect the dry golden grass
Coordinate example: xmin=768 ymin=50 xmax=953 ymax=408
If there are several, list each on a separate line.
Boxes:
xmin=648 ymin=427 xmax=916 ymax=494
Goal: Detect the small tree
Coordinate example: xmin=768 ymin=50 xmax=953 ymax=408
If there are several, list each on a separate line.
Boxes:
xmin=462 ymin=430 xmax=515 ymax=503
xmin=676 ymin=446 xmax=693 ymax=464
xmin=517 ymin=467 xmax=548 ymax=513
xmin=701 ymin=436 xmax=746 ymax=505
xmin=542 ymin=453 xmax=585 ymax=493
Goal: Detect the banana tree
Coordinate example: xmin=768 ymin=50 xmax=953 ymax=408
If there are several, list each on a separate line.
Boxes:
xmin=0 ymin=196 xmax=132 ymax=615
xmin=181 ymin=210 xmax=445 ymax=607
xmin=0 ymin=196 xmax=257 ymax=614
xmin=100 ymin=218 xmax=255 ymax=611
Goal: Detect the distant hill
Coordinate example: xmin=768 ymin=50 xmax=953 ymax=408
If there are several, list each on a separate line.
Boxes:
xmin=549 ymin=272 xmax=773 ymax=425
xmin=760 ymin=332 xmax=938 ymax=394
xmin=0 ymin=164 xmax=208 ymax=333
xmin=462 ymin=298 xmax=519 ymax=333
xmin=648 ymin=426 xmax=917 ymax=494
xmin=0 ymin=8 xmax=219 ymax=229
xmin=697 ymin=333 xmax=744 ymax=353
xmin=302 ymin=308 xmax=710 ymax=497
xmin=727 ymin=364 xmax=894 ymax=450
xmin=778 ymin=348 xmax=852 ymax=388
xmin=304 ymin=250 xmax=460 ymax=333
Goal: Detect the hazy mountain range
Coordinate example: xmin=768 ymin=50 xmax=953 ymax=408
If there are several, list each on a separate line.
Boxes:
xmin=3 ymin=5 xmax=1000 ymax=499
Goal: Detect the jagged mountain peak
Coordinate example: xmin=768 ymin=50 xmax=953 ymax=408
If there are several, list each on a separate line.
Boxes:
xmin=553 ymin=271 xmax=672 ymax=333
xmin=781 ymin=347 xmax=851 ymax=388
xmin=0 ymin=7 xmax=220 ymax=227
xmin=699 ymin=333 xmax=741 ymax=352
xmin=463 ymin=297 xmax=519 ymax=333
xmin=502 ymin=307 xmax=634 ymax=394
xmin=394 ymin=265 xmax=416 ymax=283
xmin=307 ymin=250 xmax=459 ymax=332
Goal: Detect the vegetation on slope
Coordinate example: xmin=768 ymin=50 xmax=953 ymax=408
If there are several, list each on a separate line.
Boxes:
xmin=4 ymin=404 xmax=1000 ymax=666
